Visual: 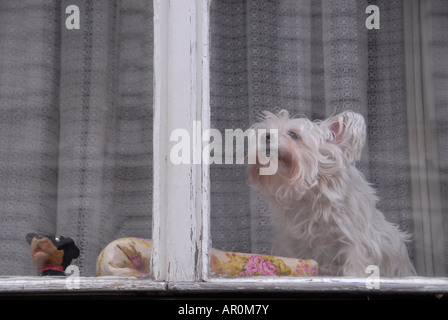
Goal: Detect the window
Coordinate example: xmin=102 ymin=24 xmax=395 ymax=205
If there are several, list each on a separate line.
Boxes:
xmin=205 ymin=0 xmax=448 ymax=292
xmin=1 ymin=0 xmax=448 ymax=298
xmin=0 ymin=0 xmax=158 ymax=291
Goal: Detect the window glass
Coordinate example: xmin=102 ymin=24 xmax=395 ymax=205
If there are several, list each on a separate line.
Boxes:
xmin=0 ymin=0 xmax=153 ymax=277
xmin=209 ymin=0 xmax=448 ymax=278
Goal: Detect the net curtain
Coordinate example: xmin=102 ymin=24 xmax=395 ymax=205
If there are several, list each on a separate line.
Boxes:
xmin=0 ymin=0 xmax=153 ymax=276
xmin=209 ymin=0 xmax=417 ymax=268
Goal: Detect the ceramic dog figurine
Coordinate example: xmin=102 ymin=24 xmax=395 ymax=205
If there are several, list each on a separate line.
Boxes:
xmin=26 ymin=233 xmax=80 ymax=276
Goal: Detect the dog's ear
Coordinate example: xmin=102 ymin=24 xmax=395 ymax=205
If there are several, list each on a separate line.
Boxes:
xmin=63 ymin=237 xmax=80 ymax=259
xmin=58 ymin=236 xmax=80 ymax=268
xmin=323 ymin=111 xmax=366 ymax=163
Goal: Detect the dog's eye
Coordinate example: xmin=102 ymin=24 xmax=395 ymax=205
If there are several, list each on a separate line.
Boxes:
xmin=55 ymin=237 xmax=60 ymax=242
xmin=287 ymin=131 xmax=299 ymax=140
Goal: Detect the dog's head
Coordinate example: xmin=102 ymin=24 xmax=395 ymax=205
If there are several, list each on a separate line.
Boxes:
xmin=248 ymin=109 xmax=366 ymax=203
xmin=26 ymin=233 xmax=80 ymax=272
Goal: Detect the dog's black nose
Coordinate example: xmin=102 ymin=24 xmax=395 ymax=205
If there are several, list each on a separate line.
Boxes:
xmin=26 ymin=233 xmax=47 ymax=245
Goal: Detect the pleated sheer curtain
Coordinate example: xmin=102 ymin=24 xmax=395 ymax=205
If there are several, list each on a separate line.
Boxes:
xmin=1 ymin=0 xmax=448 ymax=279
xmin=0 ymin=0 xmax=153 ymax=276
xmin=431 ymin=0 xmax=448 ymax=276
xmin=209 ymin=0 xmax=447 ymax=276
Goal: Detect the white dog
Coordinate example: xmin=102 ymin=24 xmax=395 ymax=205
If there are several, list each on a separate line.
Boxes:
xmin=248 ymin=109 xmax=416 ymax=277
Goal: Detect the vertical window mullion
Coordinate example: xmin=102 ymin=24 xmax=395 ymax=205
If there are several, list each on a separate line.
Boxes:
xmin=199 ymin=0 xmax=211 ymax=282
xmin=152 ymin=0 xmax=208 ymax=283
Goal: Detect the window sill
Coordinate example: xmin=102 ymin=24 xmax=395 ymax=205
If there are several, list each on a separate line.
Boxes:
xmin=0 ymin=275 xmax=447 ymax=297
xmin=185 ymin=276 xmax=448 ymax=294
xmin=0 ymin=276 xmax=166 ymax=295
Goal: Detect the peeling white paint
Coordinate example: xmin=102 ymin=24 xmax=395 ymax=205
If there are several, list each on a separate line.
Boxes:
xmin=152 ymin=0 xmax=210 ymax=283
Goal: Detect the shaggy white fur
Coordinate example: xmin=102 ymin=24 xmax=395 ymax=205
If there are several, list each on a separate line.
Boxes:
xmin=249 ymin=110 xmax=416 ymax=277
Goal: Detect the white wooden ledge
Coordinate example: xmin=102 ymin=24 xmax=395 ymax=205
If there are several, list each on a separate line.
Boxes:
xmin=0 ymin=276 xmax=165 ymax=293
xmin=0 ymin=276 xmax=447 ymax=295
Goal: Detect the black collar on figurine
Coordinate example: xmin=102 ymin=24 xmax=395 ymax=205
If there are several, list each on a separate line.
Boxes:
xmin=38 ymin=265 xmax=66 ymax=276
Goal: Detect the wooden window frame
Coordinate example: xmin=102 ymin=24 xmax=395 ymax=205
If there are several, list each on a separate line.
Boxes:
xmin=1 ymin=0 xmax=448 ymax=297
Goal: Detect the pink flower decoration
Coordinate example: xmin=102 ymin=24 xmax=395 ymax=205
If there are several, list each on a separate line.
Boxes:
xmin=242 ymin=255 xmax=277 ymax=276
xmin=296 ymin=262 xmax=317 ymax=276
xmin=260 ymin=260 xmax=277 ymax=276
xmin=243 ymin=259 xmax=260 ymax=276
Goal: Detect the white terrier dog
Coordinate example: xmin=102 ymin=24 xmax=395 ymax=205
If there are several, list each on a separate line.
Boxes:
xmin=248 ymin=109 xmax=416 ymax=277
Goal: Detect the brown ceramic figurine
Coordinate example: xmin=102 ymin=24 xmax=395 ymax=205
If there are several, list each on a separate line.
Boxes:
xmin=26 ymin=233 xmax=80 ymax=276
